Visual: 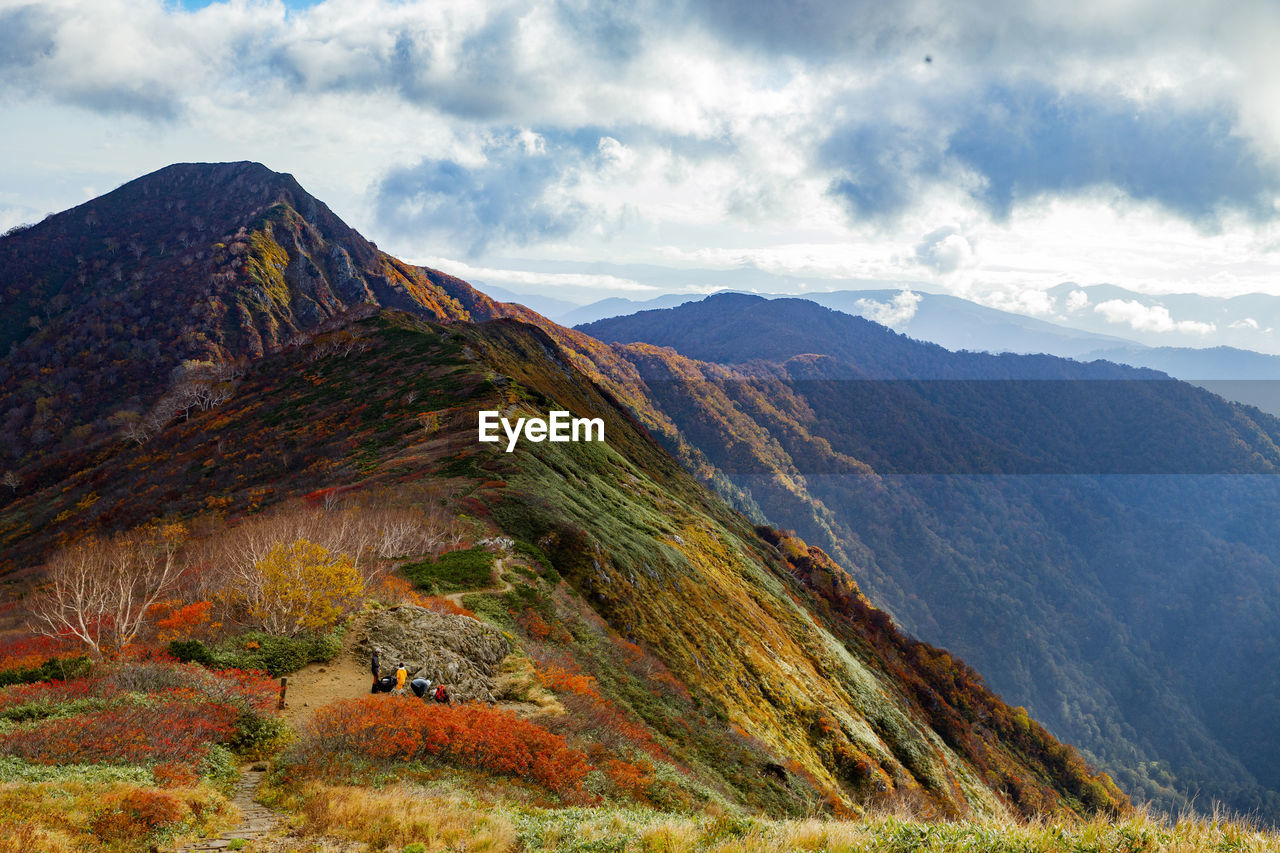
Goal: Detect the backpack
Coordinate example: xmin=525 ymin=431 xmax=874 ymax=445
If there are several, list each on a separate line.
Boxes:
xmin=371 ymin=674 xmax=397 ymax=694
xmin=433 ymin=684 xmax=449 ymax=703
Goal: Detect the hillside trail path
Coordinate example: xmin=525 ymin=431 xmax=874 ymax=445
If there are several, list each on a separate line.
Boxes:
xmin=175 ymin=766 xmax=281 ymax=852
xmin=445 ymin=556 xmax=513 ymax=606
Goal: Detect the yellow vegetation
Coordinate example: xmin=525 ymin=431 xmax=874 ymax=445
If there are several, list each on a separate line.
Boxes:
xmin=250 ymin=538 xmax=364 ymax=636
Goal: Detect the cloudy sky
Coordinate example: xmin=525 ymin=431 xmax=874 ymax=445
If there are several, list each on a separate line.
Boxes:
xmin=5 ymin=0 xmax=1280 ymax=344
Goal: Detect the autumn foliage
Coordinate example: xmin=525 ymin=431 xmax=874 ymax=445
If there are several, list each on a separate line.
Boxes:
xmin=0 ymin=661 xmax=277 ymax=772
xmin=304 ymin=696 xmax=590 ymax=795
xmin=248 ymin=538 xmax=364 ymax=636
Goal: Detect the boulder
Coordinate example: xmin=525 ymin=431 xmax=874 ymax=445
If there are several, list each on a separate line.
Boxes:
xmin=355 ymin=605 xmax=511 ymax=703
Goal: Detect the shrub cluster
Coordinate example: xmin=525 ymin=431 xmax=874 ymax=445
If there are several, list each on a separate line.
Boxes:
xmin=302 ymin=696 xmax=589 ymax=795
xmin=1 ymin=699 xmax=239 ymax=767
xmin=169 ymin=630 xmax=341 ymax=676
xmin=401 ymin=547 xmax=494 ymax=593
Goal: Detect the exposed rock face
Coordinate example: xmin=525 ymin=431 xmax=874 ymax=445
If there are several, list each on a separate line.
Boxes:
xmin=354 ymin=606 xmax=511 ymax=703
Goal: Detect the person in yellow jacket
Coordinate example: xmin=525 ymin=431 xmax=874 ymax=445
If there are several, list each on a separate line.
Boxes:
xmin=394 ymin=662 xmax=408 ymax=695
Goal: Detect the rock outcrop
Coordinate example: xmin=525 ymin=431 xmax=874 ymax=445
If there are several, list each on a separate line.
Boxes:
xmin=354 ymin=606 xmax=511 ymax=703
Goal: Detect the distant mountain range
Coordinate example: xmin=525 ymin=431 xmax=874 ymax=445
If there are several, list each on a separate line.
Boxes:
xmin=560 ymin=290 xmax=1280 ymax=415
xmin=1046 ymin=283 xmax=1280 ymax=353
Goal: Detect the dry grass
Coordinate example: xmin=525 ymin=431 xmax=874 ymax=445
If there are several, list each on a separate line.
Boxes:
xmin=293 ymin=782 xmax=516 ymax=851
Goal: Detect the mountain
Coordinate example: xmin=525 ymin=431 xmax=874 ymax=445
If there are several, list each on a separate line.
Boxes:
xmin=0 ymin=161 xmax=547 ymax=468
xmin=557 ymin=293 xmax=705 ymax=326
xmin=0 ymin=164 xmax=1124 ymax=820
xmin=807 ymin=291 xmax=1280 ymax=416
xmin=569 ymin=289 xmax=1280 ymax=414
xmin=580 ymin=294 xmax=1280 ymax=818
xmin=1074 ymin=345 xmax=1280 ymax=416
xmin=564 ymin=289 xmax=1136 ymax=358
xmin=799 ymin=290 xmax=1140 ymax=359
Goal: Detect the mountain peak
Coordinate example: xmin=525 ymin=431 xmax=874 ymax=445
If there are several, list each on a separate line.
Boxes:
xmin=0 ymin=162 xmax=514 ymax=467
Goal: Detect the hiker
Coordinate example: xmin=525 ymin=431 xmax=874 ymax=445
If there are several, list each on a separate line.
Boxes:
xmin=410 ymin=677 xmax=432 ymax=699
xmin=432 ymin=683 xmax=449 ymax=704
xmin=394 ymin=662 xmax=408 ymax=695
xmin=370 ymin=647 xmax=381 ymax=681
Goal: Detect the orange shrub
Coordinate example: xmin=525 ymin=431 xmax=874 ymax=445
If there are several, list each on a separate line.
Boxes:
xmin=306 ymin=696 xmax=589 ymax=795
xmin=519 ymin=611 xmax=569 ymax=642
xmin=534 ymin=662 xmax=600 ymax=700
xmin=152 ymin=599 xmax=214 ymax=642
xmin=152 ymin=761 xmax=199 ymax=787
xmin=91 ymin=788 xmax=186 ymax=842
xmin=417 ymin=595 xmax=475 ymax=618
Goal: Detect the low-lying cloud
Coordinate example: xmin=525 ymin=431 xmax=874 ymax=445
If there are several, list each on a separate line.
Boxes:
xmin=1094 ymin=299 xmax=1216 ymax=335
xmin=854 ymin=289 xmax=922 ymax=328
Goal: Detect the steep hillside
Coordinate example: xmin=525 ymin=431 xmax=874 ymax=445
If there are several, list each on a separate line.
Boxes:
xmin=580 ymin=295 xmax=1280 ymax=819
xmin=0 ymin=310 xmax=1124 ymax=820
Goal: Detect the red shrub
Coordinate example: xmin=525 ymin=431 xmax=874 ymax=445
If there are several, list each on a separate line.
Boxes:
xmin=0 ymin=635 xmax=78 ymax=672
xmin=307 ymin=696 xmax=589 ymax=795
xmin=0 ymin=699 xmax=238 ymax=767
xmin=0 ymin=661 xmax=275 ymax=715
xmin=0 ymin=677 xmax=102 ymax=711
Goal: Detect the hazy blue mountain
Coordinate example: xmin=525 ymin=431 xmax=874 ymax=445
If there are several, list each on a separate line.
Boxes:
xmin=473 ymin=282 xmax=584 ymax=319
xmin=557 ymin=293 xmax=706 ymax=326
xmin=805 ymin=290 xmax=1140 ymax=358
xmin=1045 ymin=283 xmax=1280 ymax=354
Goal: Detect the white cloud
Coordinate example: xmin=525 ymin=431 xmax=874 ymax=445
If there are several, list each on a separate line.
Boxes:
xmin=982 ymin=288 xmax=1057 ymax=317
xmin=1230 ymin=317 xmax=1259 ymax=329
xmin=854 ymin=289 xmax=922 ymax=328
xmin=915 ymin=227 xmax=977 ymax=274
xmin=404 ymin=256 xmax=657 ymax=292
xmin=1094 ymin=299 xmax=1217 ymax=335
xmin=1065 ymin=289 xmax=1089 ymax=311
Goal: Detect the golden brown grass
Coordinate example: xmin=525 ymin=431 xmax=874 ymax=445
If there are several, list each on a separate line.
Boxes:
xmin=292 ymin=783 xmax=516 ymax=851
